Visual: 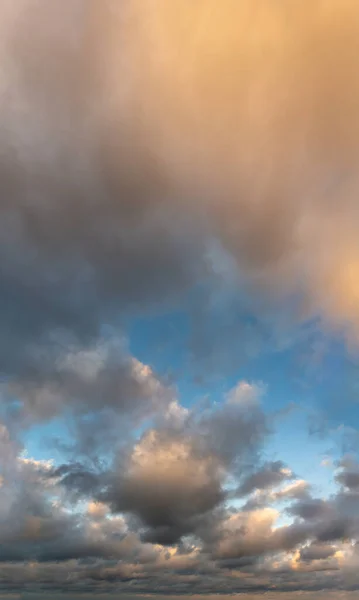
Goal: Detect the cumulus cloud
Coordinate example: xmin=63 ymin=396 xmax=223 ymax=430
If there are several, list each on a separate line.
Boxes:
xmin=300 ymin=543 xmax=337 ymax=563
xmin=236 ymin=461 xmax=293 ymax=497
xmin=103 ymin=429 xmax=224 ymax=545
xmin=74 ymin=381 xmax=269 ymax=545
xmin=2 ymin=335 xmax=175 ymax=462
xmin=2 ymin=435 xmax=359 ymax=597
xmin=336 ymin=457 xmax=359 ymax=491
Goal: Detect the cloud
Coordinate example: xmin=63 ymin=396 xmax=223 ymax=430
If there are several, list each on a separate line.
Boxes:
xmin=102 ymin=429 xmax=224 ymax=545
xmin=236 ymin=461 xmax=293 ymax=497
xmin=288 ymin=498 xmax=332 ymax=521
xmin=96 ymin=381 xmax=268 ymax=545
xmin=0 ymin=0 xmax=205 ymax=347
xmin=300 ymin=543 xmax=337 ymax=562
xmin=0 ymin=0 xmax=359 ymax=388
xmin=1 ymin=0 xmax=359 ymax=424
xmin=1 ymin=436 xmax=359 ymax=597
xmin=3 ymin=337 xmax=174 ymax=458
xmin=336 ymin=458 xmax=359 ymax=491
xmin=1 ymin=1 xmax=359 ymax=597
xmin=104 ymin=0 xmax=359 ymax=345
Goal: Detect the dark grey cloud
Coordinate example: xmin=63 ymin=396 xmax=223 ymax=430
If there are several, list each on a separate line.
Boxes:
xmin=300 ymin=543 xmax=337 ymax=562
xmin=236 ymin=460 xmax=292 ymax=497
xmin=288 ymin=498 xmax=332 ymax=521
xmin=335 ymin=458 xmax=359 ymax=491
xmin=0 ymin=1 xmax=210 ymax=414
xmin=337 ymin=471 xmax=359 ymax=490
xmin=96 ymin=382 xmax=269 ymax=545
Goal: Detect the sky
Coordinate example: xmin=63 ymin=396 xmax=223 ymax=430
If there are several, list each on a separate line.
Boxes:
xmin=2 ymin=0 xmax=359 ymax=598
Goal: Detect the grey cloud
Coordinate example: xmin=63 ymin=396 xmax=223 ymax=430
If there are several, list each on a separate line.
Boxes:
xmin=0 ymin=454 xmax=148 ymax=565
xmin=288 ymin=498 xmax=332 ymax=521
xmin=275 ymin=480 xmax=312 ymax=501
xmin=215 ymin=518 xmax=309 ymax=561
xmin=49 ymin=463 xmax=104 ymax=499
xmin=336 ymin=461 xmax=359 ymax=491
xmin=1 ymin=393 xmax=357 ymax=594
xmin=1 ymin=0 xmax=359 ymax=395
xmin=0 ymin=0 xmax=209 ymax=398
xmin=241 ymin=479 xmax=311 ymax=512
xmin=99 ymin=382 xmax=268 ymax=545
xmin=3 ymin=337 xmax=173 ymax=458
xmin=236 ymin=461 xmax=292 ymax=497
xmin=286 ymin=489 xmax=359 ymax=545
xmin=315 ymin=518 xmax=353 ymax=543
xmin=300 ymin=543 xmax=337 ymax=562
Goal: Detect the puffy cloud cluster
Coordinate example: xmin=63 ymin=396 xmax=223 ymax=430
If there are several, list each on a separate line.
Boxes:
xmin=0 ymin=382 xmax=359 ymax=596
xmin=4 ymin=336 xmax=173 ymax=457
xmin=55 ymin=381 xmax=268 ymax=545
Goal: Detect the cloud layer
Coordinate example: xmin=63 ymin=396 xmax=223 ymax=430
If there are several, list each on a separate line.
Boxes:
xmin=2 ymin=381 xmax=359 ymax=596
xmin=1 ymin=1 xmax=359 ymax=597
xmin=1 ymin=0 xmax=359 ymax=364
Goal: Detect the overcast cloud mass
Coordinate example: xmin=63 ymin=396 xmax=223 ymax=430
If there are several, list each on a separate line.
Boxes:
xmin=1 ymin=1 xmax=359 ymax=598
